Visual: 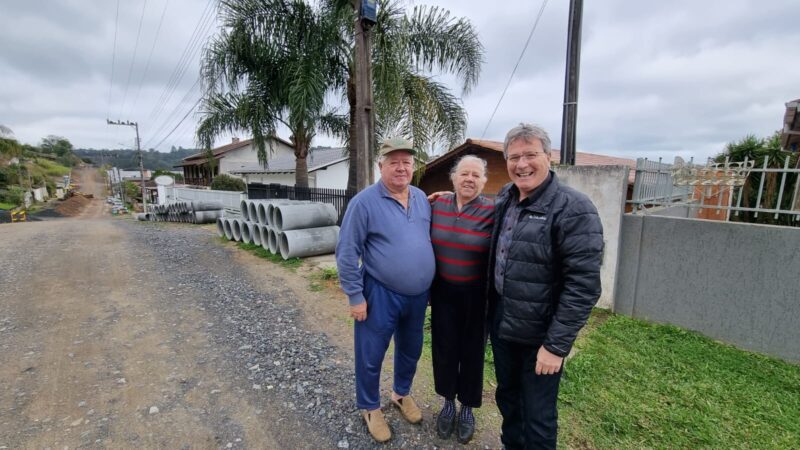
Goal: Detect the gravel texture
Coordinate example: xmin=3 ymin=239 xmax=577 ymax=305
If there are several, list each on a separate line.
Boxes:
xmin=119 ymin=220 xmax=464 ymax=449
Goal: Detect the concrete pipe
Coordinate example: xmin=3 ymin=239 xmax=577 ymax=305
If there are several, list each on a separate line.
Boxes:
xmin=267 ymin=199 xmax=300 ymax=228
xmin=259 ymin=225 xmax=271 ymax=251
xmin=240 ymin=220 xmax=253 ymax=243
xmin=223 ymin=218 xmax=234 ymax=240
xmin=267 ymin=228 xmax=279 ymax=254
xmin=135 ymin=213 xmax=148 ymax=221
xmin=278 ymin=226 xmax=340 ymax=259
xmin=274 ymin=203 xmax=337 ymax=231
xmin=247 ymin=201 xmax=261 ymax=224
xmin=216 ymin=218 xmax=226 ymax=237
xmin=195 ymin=210 xmax=222 ymax=224
xmin=253 ymin=200 xmax=289 ymax=225
xmin=240 ymin=199 xmax=251 ymax=221
xmin=243 ymin=221 xmax=260 ymax=245
xmin=192 ymin=201 xmax=223 ymax=212
xmin=231 ymin=219 xmax=243 ymax=241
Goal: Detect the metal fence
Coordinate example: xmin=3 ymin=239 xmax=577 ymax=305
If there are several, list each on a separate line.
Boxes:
xmin=628 ymin=155 xmax=800 ymax=223
xmin=247 ymin=183 xmax=355 ymax=225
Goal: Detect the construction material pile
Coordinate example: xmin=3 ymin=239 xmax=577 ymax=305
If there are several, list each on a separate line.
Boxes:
xmin=54 ymin=193 xmax=92 ymax=217
xmin=217 ymin=199 xmax=340 ymax=260
xmin=141 ymin=201 xmax=223 ymax=224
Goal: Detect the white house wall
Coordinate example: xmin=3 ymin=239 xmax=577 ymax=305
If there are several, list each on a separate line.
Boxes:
xmin=220 ymin=141 xmax=295 ymax=176
xmin=243 ymin=173 xmax=297 ymax=186
xmin=313 ymin=160 xmax=349 ymax=189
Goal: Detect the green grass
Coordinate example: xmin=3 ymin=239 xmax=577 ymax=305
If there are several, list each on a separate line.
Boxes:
xmin=558 ymin=313 xmax=800 ymax=449
xmin=34 ymin=158 xmax=70 ymax=177
xmin=235 ymin=242 xmax=302 ymax=270
xmin=0 ymin=202 xmax=15 ymax=210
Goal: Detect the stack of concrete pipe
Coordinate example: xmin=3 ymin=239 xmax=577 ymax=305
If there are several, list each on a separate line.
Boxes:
xmin=146 ymin=201 xmax=223 ymax=224
xmin=216 ymin=199 xmax=340 ymax=260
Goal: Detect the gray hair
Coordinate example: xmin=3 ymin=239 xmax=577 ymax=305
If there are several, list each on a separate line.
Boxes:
xmin=503 ymin=123 xmax=552 ymax=158
xmin=449 ymin=154 xmax=488 ymax=181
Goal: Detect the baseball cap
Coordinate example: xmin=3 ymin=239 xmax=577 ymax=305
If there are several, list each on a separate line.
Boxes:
xmin=378 ymin=137 xmax=416 ymax=158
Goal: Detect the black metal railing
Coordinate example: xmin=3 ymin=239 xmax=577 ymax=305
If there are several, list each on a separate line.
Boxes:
xmin=247 ymin=183 xmax=356 ymax=225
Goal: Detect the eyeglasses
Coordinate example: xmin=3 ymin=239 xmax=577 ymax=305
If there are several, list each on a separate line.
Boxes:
xmin=507 ymin=152 xmax=545 ymax=164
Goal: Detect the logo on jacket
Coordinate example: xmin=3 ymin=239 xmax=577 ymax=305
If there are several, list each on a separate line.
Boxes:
xmin=529 ymin=214 xmax=547 ymax=221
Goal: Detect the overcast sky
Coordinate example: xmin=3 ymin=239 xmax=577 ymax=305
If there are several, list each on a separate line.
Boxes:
xmin=1 ymin=0 xmax=798 ymax=161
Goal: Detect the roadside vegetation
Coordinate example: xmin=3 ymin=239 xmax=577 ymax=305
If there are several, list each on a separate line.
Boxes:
xmin=559 ymin=313 xmax=800 ymax=449
xmin=0 ymin=127 xmax=81 ymax=209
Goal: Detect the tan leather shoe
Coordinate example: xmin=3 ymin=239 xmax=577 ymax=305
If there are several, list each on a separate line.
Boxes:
xmin=362 ymin=409 xmax=391 ymax=442
xmin=392 ymin=396 xmax=422 ymax=424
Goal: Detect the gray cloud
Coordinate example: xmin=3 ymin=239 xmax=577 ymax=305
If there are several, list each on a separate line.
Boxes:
xmin=1 ymin=0 xmax=798 ymax=163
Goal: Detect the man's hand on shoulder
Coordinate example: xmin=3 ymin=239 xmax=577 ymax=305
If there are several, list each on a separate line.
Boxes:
xmin=535 ymin=346 xmax=564 ymax=375
xmin=350 ymin=301 xmax=367 ymax=322
xmin=427 ymin=191 xmax=451 ymax=204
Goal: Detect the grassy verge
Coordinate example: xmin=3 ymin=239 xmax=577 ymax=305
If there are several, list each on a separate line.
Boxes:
xmin=234 ymin=241 xmax=302 ymax=271
xmin=0 ymin=202 xmax=15 ymax=210
xmin=559 ymin=313 xmax=800 ymax=449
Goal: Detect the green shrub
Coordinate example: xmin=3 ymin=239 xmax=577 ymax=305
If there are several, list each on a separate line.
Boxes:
xmin=0 ymin=186 xmax=26 ymax=206
xmin=210 ymin=174 xmax=245 ymax=192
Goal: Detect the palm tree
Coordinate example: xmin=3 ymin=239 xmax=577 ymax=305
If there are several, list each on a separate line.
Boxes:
xmin=332 ymin=0 xmax=484 ymax=191
xmin=197 ymin=0 xmax=348 ymax=188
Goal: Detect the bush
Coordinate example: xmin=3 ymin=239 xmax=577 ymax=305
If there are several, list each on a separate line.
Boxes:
xmin=0 ymin=186 xmax=26 ymax=206
xmin=210 ymin=174 xmax=245 ymax=192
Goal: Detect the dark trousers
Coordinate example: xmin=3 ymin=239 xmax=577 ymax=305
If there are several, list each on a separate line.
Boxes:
xmin=431 ymin=279 xmax=487 ymax=407
xmin=354 ymin=274 xmax=429 ymax=410
xmin=491 ymin=332 xmax=562 ymax=450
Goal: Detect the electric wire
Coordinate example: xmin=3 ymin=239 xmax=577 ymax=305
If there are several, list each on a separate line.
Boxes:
xmin=118 ymin=0 xmax=150 ymax=118
xmin=145 ymin=0 xmax=216 ymax=125
xmin=130 ymin=0 xmax=171 ymax=114
xmin=106 ymin=0 xmax=121 ymax=119
xmin=480 ymin=0 xmax=549 ymax=139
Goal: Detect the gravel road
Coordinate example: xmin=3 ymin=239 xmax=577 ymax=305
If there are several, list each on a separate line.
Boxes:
xmin=0 ymin=168 xmax=497 ymax=449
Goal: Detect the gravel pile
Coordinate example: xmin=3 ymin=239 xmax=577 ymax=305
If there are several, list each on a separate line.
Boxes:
xmin=119 ymin=220 xmax=450 ymax=449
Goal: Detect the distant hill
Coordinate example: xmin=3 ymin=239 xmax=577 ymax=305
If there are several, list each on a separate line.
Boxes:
xmin=74 ymin=148 xmax=199 ymax=171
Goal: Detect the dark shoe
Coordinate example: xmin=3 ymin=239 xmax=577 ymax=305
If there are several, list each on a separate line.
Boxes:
xmin=456 ymin=419 xmax=475 ymax=444
xmin=436 ymin=412 xmax=456 ymax=439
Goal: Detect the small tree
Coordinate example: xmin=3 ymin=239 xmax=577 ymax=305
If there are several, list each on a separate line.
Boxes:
xmin=210 ymin=174 xmax=246 ymax=192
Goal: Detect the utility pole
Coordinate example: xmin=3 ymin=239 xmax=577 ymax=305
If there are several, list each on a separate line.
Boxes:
xmin=560 ymin=0 xmax=583 ymax=166
xmin=353 ymin=0 xmax=377 ymax=190
xmin=107 ymin=119 xmax=147 ymax=212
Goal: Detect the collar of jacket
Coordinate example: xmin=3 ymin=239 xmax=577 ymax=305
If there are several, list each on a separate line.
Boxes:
xmin=496 ymin=170 xmax=560 ymax=215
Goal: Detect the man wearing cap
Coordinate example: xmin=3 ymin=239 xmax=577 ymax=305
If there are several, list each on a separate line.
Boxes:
xmin=336 ymin=137 xmax=436 ymax=442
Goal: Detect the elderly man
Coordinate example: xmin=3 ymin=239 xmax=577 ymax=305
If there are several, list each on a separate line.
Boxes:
xmin=335 ymin=137 xmax=435 ymax=443
xmin=489 ymin=123 xmax=603 ymax=449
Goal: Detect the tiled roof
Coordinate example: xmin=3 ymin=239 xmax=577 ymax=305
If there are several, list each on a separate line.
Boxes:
xmin=427 ymin=138 xmax=637 ymax=183
xmin=229 ymin=147 xmax=348 ymax=174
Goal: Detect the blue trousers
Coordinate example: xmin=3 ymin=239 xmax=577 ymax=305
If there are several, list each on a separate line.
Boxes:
xmin=354 ymin=274 xmax=429 ymax=410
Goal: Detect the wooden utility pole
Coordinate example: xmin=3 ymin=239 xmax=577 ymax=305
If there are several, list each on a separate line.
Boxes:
xmin=107 ymin=119 xmax=147 ymax=212
xmin=353 ymin=0 xmax=376 ymax=190
xmin=560 ymin=0 xmax=583 ymax=166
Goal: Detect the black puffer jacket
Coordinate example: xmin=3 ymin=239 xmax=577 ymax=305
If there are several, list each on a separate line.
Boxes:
xmin=488 ymin=171 xmax=604 ymax=357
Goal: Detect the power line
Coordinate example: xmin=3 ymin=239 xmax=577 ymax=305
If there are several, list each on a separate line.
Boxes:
xmin=106 ymin=0 xmax=121 ymax=119
xmin=130 ymin=0 xmax=171 ymax=114
xmin=480 ymin=0 xmax=549 ymax=139
xmin=118 ymin=0 xmax=150 ymax=118
xmin=143 ymin=77 xmax=202 ymax=148
xmin=150 ymin=97 xmax=203 ymax=151
xmin=145 ymin=0 xmax=216 ymax=125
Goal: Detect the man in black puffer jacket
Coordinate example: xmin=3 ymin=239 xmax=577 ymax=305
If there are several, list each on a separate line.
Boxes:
xmin=488 ymin=123 xmax=604 ymax=450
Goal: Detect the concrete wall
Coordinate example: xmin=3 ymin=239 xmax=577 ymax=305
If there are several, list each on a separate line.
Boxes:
xmin=554 ymin=165 xmax=629 ymax=309
xmin=615 ymin=214 xmax=800 ymax=362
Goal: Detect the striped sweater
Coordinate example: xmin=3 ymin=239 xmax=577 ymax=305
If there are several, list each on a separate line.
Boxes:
xmin=430 ymin=193 xmax=495 ymax=285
